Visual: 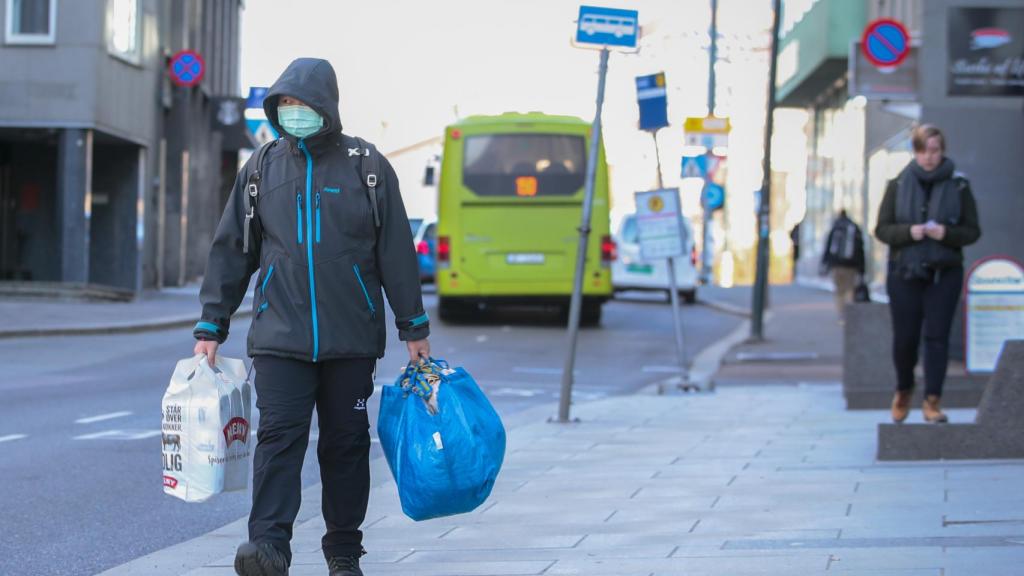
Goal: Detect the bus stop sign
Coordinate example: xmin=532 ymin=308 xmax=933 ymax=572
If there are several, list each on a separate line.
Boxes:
xmin=576 ymin=5 xmax=638 ymax=48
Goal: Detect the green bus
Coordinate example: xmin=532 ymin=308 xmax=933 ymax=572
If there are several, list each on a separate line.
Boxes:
xmin=435 ymin=112 xmax=615 ymax=324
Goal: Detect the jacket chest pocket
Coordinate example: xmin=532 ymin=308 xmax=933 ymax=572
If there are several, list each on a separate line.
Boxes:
xmin=315 ymin=184 xmax=375 ymax=254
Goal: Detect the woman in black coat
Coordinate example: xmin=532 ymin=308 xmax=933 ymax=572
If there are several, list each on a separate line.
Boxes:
xmin=875 ymin=124 xmax=981 ymax=424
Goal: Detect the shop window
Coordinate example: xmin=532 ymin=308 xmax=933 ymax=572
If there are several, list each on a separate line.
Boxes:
xmin=5 ymin=0 xmax=56 ymax=45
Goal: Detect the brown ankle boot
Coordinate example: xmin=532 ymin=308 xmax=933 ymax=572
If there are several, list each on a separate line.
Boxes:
xmin=891 ymin=390 xmax=912 ymax=423
xmin=922 ymin=395 xmax=948 ymax=423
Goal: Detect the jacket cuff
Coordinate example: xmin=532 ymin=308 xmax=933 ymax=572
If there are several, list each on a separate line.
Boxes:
xmin=397 ymin=312 xmax=430 ymax=342
xmin=193 ymin=320 xmax=227 ymax=344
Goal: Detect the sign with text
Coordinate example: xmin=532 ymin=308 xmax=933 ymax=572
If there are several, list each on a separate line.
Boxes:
xmin=684 ymin=116 xmax=730 ymax=151
xmin=635 ymin=188 xmax=685 ymax=260
xmin=850 ymin=42 xmax=919 ymax=101
xmin=966 ymin=256 xmax=1024 ymax=373
xmin=948 ymin=7 xmax=1024 ymax=96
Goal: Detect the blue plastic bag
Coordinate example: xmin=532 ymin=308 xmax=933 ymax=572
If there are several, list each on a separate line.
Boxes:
xmin=377 ymin=358 xmax=506 ymax=521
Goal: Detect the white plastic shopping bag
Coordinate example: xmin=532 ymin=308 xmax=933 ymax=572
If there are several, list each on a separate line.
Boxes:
xmin=162 ymin=354 xmax=252 ymax=503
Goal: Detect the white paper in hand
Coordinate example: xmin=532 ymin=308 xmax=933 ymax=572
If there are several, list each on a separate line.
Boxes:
xmin=161 ymin=354 xmax=252 ymax=503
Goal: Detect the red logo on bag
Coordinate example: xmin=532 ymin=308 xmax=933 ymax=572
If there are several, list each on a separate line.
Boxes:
xmin=163 ymin=475 xmax=179 ymax=489
xmin=223 ymin=417 xmax=249 ymax=446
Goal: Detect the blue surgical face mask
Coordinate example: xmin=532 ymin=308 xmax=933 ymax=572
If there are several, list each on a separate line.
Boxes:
xmin=278 ymin=104 xmax=324 ymax=139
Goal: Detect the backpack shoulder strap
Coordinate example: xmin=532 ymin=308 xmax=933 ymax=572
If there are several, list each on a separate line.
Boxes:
xmin=243 ymin=139 xmax=279 ymax=254
xmin=352 ymin=136 xmax=382 ymax=229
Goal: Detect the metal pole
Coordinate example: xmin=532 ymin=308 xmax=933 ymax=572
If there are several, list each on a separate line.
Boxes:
xmin=654 ymin=132 xmax=690 ymax=382
xmin=558 ymin=47 xmax=609 ymax=423
xmin=700 ymin=0 xmax=718 ymax=285
xmin=751 ymin=0 xmax=783 ymax=340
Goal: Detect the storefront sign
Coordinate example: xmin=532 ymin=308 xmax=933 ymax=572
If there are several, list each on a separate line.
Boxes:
xmin=965 ymin=256 xmax=1024 ymax=373
xmin=948 ymin=7 xmax=1024 ymax=96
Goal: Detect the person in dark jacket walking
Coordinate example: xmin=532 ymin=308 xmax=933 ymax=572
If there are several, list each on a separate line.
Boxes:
xmin=193 ymin=58 xmax=430 ymax=576
xmin=875 ymin=124 xmax=980 ymax=425
xmin=820 ymin=209 xmax=866 ymax=322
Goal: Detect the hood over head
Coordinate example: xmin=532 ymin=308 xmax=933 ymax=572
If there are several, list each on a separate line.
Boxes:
xmin=264 ymin=58 xmax=343 ymax=144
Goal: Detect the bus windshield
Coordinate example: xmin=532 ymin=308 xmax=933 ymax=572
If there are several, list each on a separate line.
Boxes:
xmin=462 ymin=134 xmax=586 ymax=197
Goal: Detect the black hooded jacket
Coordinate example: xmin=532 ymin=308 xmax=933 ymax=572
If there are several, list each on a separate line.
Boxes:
xmin=194 ymin=58 xmax=429 ymax=362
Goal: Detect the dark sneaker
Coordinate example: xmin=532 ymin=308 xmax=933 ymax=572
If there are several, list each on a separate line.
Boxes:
xmin=234 ymin=541 xmax=289 ymax=576
xmin=327 ymin=554 xmax=364 ymax=576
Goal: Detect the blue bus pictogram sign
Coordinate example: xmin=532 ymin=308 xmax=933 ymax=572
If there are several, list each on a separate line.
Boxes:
xmin=861 ymin=19 xmax=910 ymax=68
xmin=576 ymin=5 xmax=639 ymax=49
xmin=169 ymin=50 xmax=205 ymax=88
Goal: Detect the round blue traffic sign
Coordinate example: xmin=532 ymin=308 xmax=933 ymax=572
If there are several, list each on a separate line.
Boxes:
xmin=861 ymin=19 xmax=910 ymax=68
xmin=703 ymin=183 xmax=725 ymax=211
xmin=169 ymin=50 xmax=205 ymax=88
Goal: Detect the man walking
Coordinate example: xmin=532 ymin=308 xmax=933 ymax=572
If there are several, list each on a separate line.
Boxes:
xmin=193 ymin=58 xmax=430 ymax=576
xmin=821 ymin=209 xmax=866 ymax=321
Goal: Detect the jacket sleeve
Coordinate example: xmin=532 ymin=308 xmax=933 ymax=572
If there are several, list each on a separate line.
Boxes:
xmin=375 ymin=156 xmax=430 ymax=342
xmin=942 ymin=181 xmax=981 ymax=248
xmin=874 ymin=179 xmax=914 ymax=248
xmin=193 ymin=159 xmax=260 ymax=343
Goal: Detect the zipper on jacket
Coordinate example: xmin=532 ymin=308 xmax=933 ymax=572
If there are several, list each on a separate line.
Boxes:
xmin=257 ymin=265 xmax=275 ymax=316
xmin=296 ymin=193 xmax=303 ymax=244
xmin=315 ymin=192 xmax=321 ymax=244
xmin=353 ymin=264 xmax=376 ymax=318
xmin=298 ymin=139 xmax=320 ymax=362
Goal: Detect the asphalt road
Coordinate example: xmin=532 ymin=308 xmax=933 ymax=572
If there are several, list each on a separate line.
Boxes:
xmin=0 ymin=289 xmax=740 ymax=576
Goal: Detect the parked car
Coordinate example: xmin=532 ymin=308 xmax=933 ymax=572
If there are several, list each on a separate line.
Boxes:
xmin=611 ymin=212 xmax=698 ymax=304
xmin=411 ymin=216 xmax=437 ymax=283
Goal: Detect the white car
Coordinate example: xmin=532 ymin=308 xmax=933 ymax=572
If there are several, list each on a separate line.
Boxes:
xmin=611 ymin=213 xmax=698 ymax=304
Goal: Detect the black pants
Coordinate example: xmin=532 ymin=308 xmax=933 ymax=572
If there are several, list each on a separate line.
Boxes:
xmin=250 ymin=355 xmax=375 ymax=564
xmin=886 ymin=264 xmax=963 ymax=397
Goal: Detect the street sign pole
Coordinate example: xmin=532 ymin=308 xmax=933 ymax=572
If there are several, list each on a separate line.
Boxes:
xmin=558 ymin=46 xmax=609 ymax=423
xmin=751 ymin=0 xmax=783 ymax=341
xmin=652 ymin=130 xmax=690 ymax=384
xmin=700 ymin=0 xmax=718 ymax=286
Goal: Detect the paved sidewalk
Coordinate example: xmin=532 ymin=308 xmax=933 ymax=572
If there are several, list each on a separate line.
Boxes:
xmin=104 ymin=385 xmax=1024 ymax=576
xmin=0 ymin=282 xmax=251 ymax=339
xmin=703 ymin=285 xmax=845 ymax=387
xmin=99 ymin=284 xmax=1023 ymax=575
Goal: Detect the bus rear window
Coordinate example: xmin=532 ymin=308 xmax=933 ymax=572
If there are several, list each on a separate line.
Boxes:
xmin=462 ymin=134 xmax=586 ymax=197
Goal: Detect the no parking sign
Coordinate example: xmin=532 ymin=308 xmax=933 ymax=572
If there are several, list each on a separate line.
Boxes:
xmin=861 ymin=19 xmax=910 ymax=68
xmin=168 ymin=50 xmax=205 ymax=88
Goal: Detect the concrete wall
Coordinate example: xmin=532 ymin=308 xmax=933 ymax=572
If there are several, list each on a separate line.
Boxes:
xmin=0 ymin=0 xmax=163 ymax=147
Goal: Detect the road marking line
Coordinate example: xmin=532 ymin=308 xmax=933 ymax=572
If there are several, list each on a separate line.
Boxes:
xmin=75 ymin=411 xmax=133 ymax=424
xmin=0 ymin=434 xmax=27 ymax=443
xmin=74 ymin=429 xmax=162 ymax=441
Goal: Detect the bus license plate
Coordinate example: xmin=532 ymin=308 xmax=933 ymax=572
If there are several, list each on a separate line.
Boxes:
xmin=506 ymin=253 xmax=545 ymax=265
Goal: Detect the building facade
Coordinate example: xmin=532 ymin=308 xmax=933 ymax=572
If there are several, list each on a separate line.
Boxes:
xmin=0 ymin=0 xmax=246 ymax=292
xmin=776 ymin=0 xmax=1023 ymax=354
